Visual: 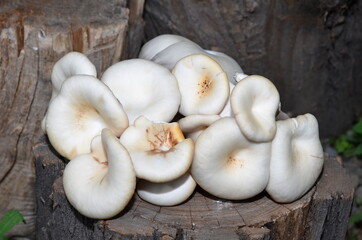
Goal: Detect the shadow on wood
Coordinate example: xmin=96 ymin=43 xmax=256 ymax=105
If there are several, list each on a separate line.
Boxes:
xmin=34 ymin=137 xmax=354 ymax=240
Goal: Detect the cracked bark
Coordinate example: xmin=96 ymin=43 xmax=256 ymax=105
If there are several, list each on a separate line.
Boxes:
xmin=0 ymin=0 xmax=139 ymax=237
xmin=34 ymin=136 xmax=354 ymax=240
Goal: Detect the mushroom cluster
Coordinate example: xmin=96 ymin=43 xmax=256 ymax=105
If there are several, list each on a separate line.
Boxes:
xmin=42 ymin=34 xmax=324 ymax=219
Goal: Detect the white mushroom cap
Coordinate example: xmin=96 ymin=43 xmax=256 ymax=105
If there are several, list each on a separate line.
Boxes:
xmin=120 ymin=116 xmax=194 ymax=183
xmin=230 ymin=75 xmax=280 ymax=142
xmin=205 ymin=50 xmax=244 ymax=85
xmin=191 ymin=117 xmax=271 ymax=200
xmin=101 ymin=59 xmax=181 ymax=123
xmin=63 ymin=129 xmax=136 ymax=219
xmin=137 ymin=172 xmax=196 ymax=206
xmin=51 ymin=52 xmax=97 ymax=100
xmin=42 ymin=52 xmax=97 ymax=133
xmin=139 ymin=34 xmax=193 ymax=60
xmin=219 ymin=82 xmax=235 ymax=117
xmin=141 ymin=34 xmax=245 ymax=85
xmin=152 ymin=41 xmax=205 ymax=70
xmin=172 ymin=54 xmax=229 ymax=116
xmin=178 ymin=114 xmax=221 ymax=142
xmin=45 ymin=75 xmax=128 ymax=160
xmin=266 ymin=113 xmax=324 ymax=203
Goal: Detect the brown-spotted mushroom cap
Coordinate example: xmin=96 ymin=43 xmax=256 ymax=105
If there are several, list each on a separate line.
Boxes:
xmin=172 ymin=54 xmax=229 ymax=116
xmin=45 ymin=75 xmax=128 ymax=160
xmin=266 ymin=113 xmax=324 ymax=203
xmin=230 ymin=75 xmax=280 ymax=142
xmin=178 ymin=114 xmax=221 ymax=142
xmin=101 ymin=59 xmax=181 ymax=123
xmin=191 ymin=117 xmax=271 ymax=200
xmin=62 ymin=129 xmax=136 ymax=219
xmin=145 ymin=35 xmax=245 ymax=85
xmin=120 ymin=116 xmax=194 ymax=183
xmin=137 ymin=172 xmax=196 ymax=206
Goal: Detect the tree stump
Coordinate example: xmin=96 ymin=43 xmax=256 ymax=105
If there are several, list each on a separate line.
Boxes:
xmin=143 ymin=0 xmax=362 ymax=138
xmin=0 ymin=0 xmax=141 ymax=237
xmin=34 ymin=136 xmax=354 ymax=240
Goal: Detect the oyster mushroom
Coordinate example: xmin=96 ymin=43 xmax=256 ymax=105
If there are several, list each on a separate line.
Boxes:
xmin=120 ymin=116 xmax=194 ymax=183
xmin=172 ymin=54 xmax=229 ymax=116
xmin=137 ymin=172 xmax=196 ymax=206
xmin=191 ymin=117 xmax=271 ymax=200
xmin=45 ymin=75 xmax=128 ymax=160
xmin=101 ymin=59 xmax=181 ymax=123
xmin=138 ymin=34 xmax=193 ymax=60
xmin=230 ymin=75 xmax=280 ymax=142
xmin=178 ymin=114 xmax=221 ymax=142
xmin=42 ymin=52 xmax=97 ymax=133
xmin=140 ymin=34 xmax=245 ymax=85
xmin=266 ymin=113 xmax=324 ymax=203
xmin=63 ymin=129 xmax=136 ymax=219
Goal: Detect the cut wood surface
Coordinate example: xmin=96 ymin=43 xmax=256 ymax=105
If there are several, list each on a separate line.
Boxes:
xmin=0 ymin=0 xmax=132 ymax=237
xmin=34 ymin=137 xmax=354 ymax=240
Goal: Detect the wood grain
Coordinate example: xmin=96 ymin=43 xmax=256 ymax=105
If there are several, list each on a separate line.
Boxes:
xmin=0 ymin=0 xmax=130 ymax=237
xmin=34 ymin=137 xmax=354 ymax=240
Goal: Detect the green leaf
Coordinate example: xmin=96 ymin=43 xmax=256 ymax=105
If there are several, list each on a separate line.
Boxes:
xmin=352 ymin=121 xmax=362 ymax=134
xmin=353 ymin=143 xmax=362 ymax=156
xmin=349 ymin=211 xmax=362 ymax=225
xmin=335 ymin=135 xmax=352 ymax=153
xmin=0 ymin=210 xmax=24 ymax=237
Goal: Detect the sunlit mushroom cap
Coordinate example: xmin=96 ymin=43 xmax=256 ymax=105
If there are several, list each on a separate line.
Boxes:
xmin=266 ymin=113 xmax=324 ymax=203
xmin=139 ymin=34 xmax=193 ymax=60
xmin=101 ymin=59 xmax=181 ymax=123
xmin=42 ymin=52 xmax=97 ymax=133
xmin=191 ymin=117 xmax=271 ymax=200
xmin=51 ymin=52 xmax=97 ymax=100
xmin=172 ymin=54 xmax=229 ymax=116
xmin=230 ymin=75 xmax=280 ymax=142
xmin=137 ymin=173 xmax=196 ymax=206
xmin=46 ymin=75 xmax=128 ymax=160
xmin=120 ymin=116 xmax=194 ymax=183
xmin=63 ymin=129 xmax=136 ymax=219
xmin=178 ymin=114 xmax=221 ymax=142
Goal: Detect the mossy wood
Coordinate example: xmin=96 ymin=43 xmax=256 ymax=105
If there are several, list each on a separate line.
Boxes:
xmin=34 ymin=137 xmax=354 ymax=240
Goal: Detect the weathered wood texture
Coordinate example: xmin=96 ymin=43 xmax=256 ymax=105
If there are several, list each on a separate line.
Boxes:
xmin=34 ymin=138 xmax=354 ymax=240
xmin=143 ymin=0 xmax=362 ymax=138
xmin=0 ymin=0 xmax=132 ymax=237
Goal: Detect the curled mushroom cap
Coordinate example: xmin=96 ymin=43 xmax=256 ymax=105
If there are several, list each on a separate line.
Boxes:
xmin=101 ymin=59 xmax=181 ymax=123
xmin=139 ymin=34 xmax=192 ymax=60
xmin=266 ymin=113 xmax=324 ymax=203
xmin=42 ymin=52 xmax=97 ymax=133
xmin=172 ymin=54 xmax=229 ymax=116
xmin=63 ymin=129 xmax=136 ymax=219
xmin=230 ymin=75 xmax=280 ymax=142
xmin=137 ymin=172 xmax=196 ymax=206
xmin=51 ymin=52 xmax=97 ymax=100
xmin=120 ymin=116 xmax=194 ymax=183
xmin=191 ymin=117 xmax=271 ymax=200
xmin=45 ymin=75 xmax=128 ymax=160
xmin=178 ymin=114 xmax=221 ymax=142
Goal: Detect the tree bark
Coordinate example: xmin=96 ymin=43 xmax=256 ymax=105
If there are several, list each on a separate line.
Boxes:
xmin=0 ymin=0 xmax=132 ymax=237
xmin=34 ymin=137 xmax=354 ymax=240
xmin=143 ymin=0 xmax=362 ymax=138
